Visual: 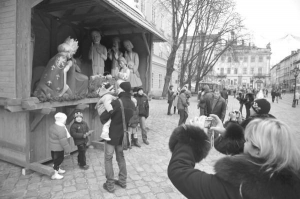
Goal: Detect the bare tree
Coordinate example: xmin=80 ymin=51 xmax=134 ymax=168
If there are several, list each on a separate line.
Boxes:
xmin=160 ymin=0 xmax=244 ymax=96
xmin=159 ymin=0 xmax=201 ymax=97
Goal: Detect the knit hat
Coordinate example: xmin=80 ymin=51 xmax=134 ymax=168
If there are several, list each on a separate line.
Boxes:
xmin=54 ymin=112 xmax=67 ymax=123
xmin=119 ymin=81 xmax=131 ymax=93
xmin=132 ymin=87 xmax=139 ymax=93
xmin=74 ymin=110 xmax=83 ymax=119
xmin=251 ymin=98 xmax=270 ymax=114
xmin=137 ymin=87 xmax=143 ymax=93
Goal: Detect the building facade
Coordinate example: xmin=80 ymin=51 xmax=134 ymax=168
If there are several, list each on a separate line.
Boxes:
xmin=213 ymin=43 xmax=272 ymax=90
xmin=128 ymin=0 xmax=179 ymax=95
xmin=270 ymin=50 xmax=300 ymax=90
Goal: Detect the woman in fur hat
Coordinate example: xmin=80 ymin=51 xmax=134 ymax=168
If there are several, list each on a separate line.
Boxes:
xmin=168 ymin=116 xmax=300 ymax=199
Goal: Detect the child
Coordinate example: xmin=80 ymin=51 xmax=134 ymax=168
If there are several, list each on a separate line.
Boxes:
xmin=128 ymin=97 xmax=141 ymax=148
xmin=70 ymin=110 xmax=93 ymax=170
xmin=95 ymin=82 xmax=117 ymax=140
xmin=49 ymin=112 xmax=71 ymax=180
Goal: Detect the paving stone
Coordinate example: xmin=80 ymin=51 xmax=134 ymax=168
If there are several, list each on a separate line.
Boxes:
xmin=63 ymin=185 xmax=77 ymax=193
xmin=137 ymin=186 xmax=151 ymax=194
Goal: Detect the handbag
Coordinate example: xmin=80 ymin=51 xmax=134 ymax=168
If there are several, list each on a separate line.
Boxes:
xmin=118 ymin=99 xmax=130 ymax=150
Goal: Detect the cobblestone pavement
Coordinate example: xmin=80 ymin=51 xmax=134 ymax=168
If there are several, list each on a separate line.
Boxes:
xmin=0 ymin=93 xmax=299 ymax=199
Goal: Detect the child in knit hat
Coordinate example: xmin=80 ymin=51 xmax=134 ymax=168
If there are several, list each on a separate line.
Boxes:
xmin=95 ymin=82 xmax=117 ymax=140
xmin=70 ymin=110 xmax=93 ymax=170
xmin=49 ymin=112 xmax=71 ymax=180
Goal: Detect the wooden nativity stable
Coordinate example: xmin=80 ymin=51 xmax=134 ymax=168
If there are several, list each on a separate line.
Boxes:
xmin=0 ymin=0 xmax=165 ymax=176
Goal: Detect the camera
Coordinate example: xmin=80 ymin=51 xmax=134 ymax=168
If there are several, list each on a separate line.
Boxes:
xmin=204 ymin=117 xmax=213 ymax=128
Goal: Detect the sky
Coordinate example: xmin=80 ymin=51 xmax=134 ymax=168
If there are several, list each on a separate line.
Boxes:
xmin=234 ymin=0 xmax=300 ymax=65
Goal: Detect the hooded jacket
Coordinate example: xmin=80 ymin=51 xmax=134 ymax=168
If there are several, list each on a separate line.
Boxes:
xmin=168 ymin=125 xmax=300 ymax=199
xmin=100 ymin=92 xmax=135 ymax=145
xmin=198 ymin=85 xmax=213 ymax=116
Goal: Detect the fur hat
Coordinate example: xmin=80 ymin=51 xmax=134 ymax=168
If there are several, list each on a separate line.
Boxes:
xmin=251 ymin=98 xmax=271 ymax=114
xmin=54 ymin=112 xmax=67 ymax=123
xmin=74 ymin=110 xmax=83 ymax=119
xmin=119 ymin=81 xmax=131 ymax=93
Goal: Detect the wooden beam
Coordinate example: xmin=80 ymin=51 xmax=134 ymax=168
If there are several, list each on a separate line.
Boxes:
xmin=142 ymin=33 xmax=150 ymax=55
xmin=62 ymin=12 xmax=117 ymax=22
xmin=30 ymin=0 xmax=44 ymax=8
xmin=0 ymin=140 xmax=25 ymax=153
xmin=36 ymin=0 xmax=98 ymax=12
xmin=16 ymin=0 xmax=32 ymax=98
xmin=29 ymin=162 xmax=54 ymax=176
xmin=30 ymin=108 xmax=56 ymax=132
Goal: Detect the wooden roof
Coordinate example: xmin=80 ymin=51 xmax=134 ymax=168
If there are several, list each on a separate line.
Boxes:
xmin=34 ymin=0 xmax=166 ymax=42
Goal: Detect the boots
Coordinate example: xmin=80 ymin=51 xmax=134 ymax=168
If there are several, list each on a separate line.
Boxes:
xmin=143 ymin=139 xmax=149 ymax=145
xmin=51 ymin=170 xmax=64 ymax=180
xmin=132 ymin=138 xmax=141 ymax=147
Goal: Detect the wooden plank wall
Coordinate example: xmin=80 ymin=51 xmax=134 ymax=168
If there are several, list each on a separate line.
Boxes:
xmin=0 ymin=0 xmax=17 ymax=98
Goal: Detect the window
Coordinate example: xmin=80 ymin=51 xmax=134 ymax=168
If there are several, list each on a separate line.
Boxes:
xmin=234 ymin=57 xmax=239 ymax=62
xmin=250 ymin=67 xmax=254 ymax=74
xmin=258 ymin=67 xmax=263 ymax=74
xmin=251 ymin=56 xmax=255 ymax=62
xmin=234 ymin=68 xmax=238 ymax=74
xmin=228 ymin=57 xmax=231 ymax=63
xmin=220 ymin=68 xmax=224 ymax=74
xmin=234 ymin=79 xmax=237 ymax=85
xmin=244 ymin=56 xmax=248 ymax=62
xmin=151 ymin=73 xmax=154 ymax=88
xmin=259 ymin=56 xmax=263 ymax=62
xmin=159 ymin=74 xmax=162 ymax=88
xmin=243 ymin=68 xmax=247 ymax=75
xmin=221 ymin=56 xmax=225 ymax=62
xmin=227 ymin=68 xmax=231 ymax=74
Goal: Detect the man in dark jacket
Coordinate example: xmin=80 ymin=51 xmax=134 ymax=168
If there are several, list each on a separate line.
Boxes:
xmin=100 ymin=81 xmax=135 ymax=193
xmin=177 ymin=89 xmax=189 ymax=126
xmin=167 ymin=85 xmax=174 ymax=115
xmin=220 ymin=87 xmax=228 ymax=107
xmin=211 ymin=89 xmax=226 ymax=122
xmin=197 ymin=85 xmax=213 ymax=116
xmin=135 ymin=87 xmax=150 ymax=145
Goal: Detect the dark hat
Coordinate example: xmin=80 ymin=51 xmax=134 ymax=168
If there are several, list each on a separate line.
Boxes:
xmin=74 ymin=109 xmax=83 ymax=119
xmin=132 ymin=87 xmax=139 ymax=93
xmin=119 ymin=81 xmax=131 ymax=93
xmin=137 ymin=87 xmax=143 ymax=92
xmin=251 ymin=98 xmax=270 ymax=114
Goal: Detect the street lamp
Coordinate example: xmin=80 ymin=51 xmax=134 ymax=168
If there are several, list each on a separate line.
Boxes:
xmin=291 ymin=64 xmax=300 ymax=107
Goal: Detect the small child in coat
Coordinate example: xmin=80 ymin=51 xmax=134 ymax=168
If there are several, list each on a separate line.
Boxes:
xmin=128 ymin=97 xmax=141 ymax=148
xmin=95 ymin=83 xmax=117 ymax=140
xmin=49 ymin=112 xmax=71 ymax=180
xmin=70 ymin=110 xmax=93 ymax=170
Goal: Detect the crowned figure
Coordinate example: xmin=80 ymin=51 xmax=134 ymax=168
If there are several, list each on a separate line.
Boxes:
xmin=107 ymin=37 xmax=123 ymax=78
xmin=34 ymin=37 xmax=78 ymax=98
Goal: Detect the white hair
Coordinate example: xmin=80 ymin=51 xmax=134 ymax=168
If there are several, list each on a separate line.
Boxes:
xmin=245 ymin=119 xmax=300 ymax=174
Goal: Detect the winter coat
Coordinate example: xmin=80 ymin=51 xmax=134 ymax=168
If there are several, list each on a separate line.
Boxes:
xmin=100 ymin=92 xmax=135 ymax=146
xmin=198 ymin=87 xmax=213 ymax=116
xmin=168 ymin=125 xmax=300 ymax=199
xmin=95 ymin=89 xmax=117 ymax=116
xmin=128 ymin=106 xmax=139 ymax=128
xmin=177 ymin=91 xmax=188 ymax=111
xmin=210 ymin=96 xmax=226 ymax=121
xmin=49 ymin=124 xmax=71 ymax=152
xmin=135 ymin=94 xmax=149 ymax=118
xmin=220 ymin=89 xmax=228 ymax=99
xmin=167 ymin=88 xmax=174 ymax=102
xmin=70 ymin=121 xmax=89 ymax=145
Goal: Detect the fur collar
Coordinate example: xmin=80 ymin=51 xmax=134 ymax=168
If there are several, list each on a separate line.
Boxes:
xmin=214 ymin=154 xmax=300 ymax=199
